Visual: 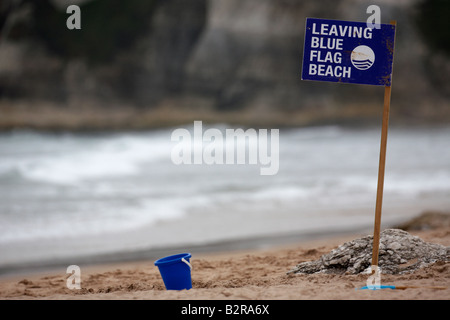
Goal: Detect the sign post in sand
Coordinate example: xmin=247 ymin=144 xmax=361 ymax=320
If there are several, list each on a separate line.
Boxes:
xmin=301 ymin=18 xmax=397 ymax=272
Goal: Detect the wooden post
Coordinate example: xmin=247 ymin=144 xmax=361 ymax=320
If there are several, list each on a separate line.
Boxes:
xmin=371 ymin=20 xmax=396 ymax=269
xmin=371 ymin=84 xmax=391 ymax=267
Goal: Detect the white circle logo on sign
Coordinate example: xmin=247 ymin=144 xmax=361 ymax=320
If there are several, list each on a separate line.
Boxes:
xmin=351 ymin=45 xmax=375 ymax=70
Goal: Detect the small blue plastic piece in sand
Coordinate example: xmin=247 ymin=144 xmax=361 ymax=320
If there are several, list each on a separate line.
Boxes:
xmin=357 ymin=285 xmax=396 ymax=290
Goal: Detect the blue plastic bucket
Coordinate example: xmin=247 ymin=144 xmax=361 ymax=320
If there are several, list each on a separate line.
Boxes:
xmin=154 ymin=253 xmax=192 ymax=290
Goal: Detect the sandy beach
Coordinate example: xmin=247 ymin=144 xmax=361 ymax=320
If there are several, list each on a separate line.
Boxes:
xmin=0 ymin=213 xmax=448 ymax=301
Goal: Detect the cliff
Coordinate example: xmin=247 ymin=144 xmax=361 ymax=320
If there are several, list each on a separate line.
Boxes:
xmin=0 ymin=0 xmax=449 ymax=130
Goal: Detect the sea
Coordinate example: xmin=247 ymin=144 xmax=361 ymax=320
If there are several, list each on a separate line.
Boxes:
xmin=0 ymin=124 xmax=449 ymax=274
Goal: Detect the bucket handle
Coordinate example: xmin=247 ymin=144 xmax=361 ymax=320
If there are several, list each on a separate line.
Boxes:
xmin=181 ymin=257 xmax=192 ymax=270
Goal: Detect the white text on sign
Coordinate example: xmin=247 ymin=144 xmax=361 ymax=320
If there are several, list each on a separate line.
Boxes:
xmin=308 ymin=23 xmax=374 ymax=79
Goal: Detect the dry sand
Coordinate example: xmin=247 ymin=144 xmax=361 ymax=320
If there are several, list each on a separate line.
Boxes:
xmin=0 ymin=219 xmax=448 ymax=301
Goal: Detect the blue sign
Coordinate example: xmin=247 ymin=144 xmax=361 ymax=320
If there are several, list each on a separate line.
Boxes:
xmin=301 ymin=18 xmax=396 ymax=86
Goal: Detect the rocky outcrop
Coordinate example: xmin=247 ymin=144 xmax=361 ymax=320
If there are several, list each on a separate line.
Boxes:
xmin=0 ymin=0 xmax=449 ymax=129
xmin=184 ymin=0 xmax=449 ymax=116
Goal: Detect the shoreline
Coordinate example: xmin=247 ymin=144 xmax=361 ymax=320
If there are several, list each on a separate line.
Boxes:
xmin=0 ymin=222 xmax=448 ymax=300
xmin=0 ymin=225 xmax=372 ymax=279
xmin=2 ymin=208 xmax=449 ymax=280
xmin=1 ymin=101 xmax=450 ymax=133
